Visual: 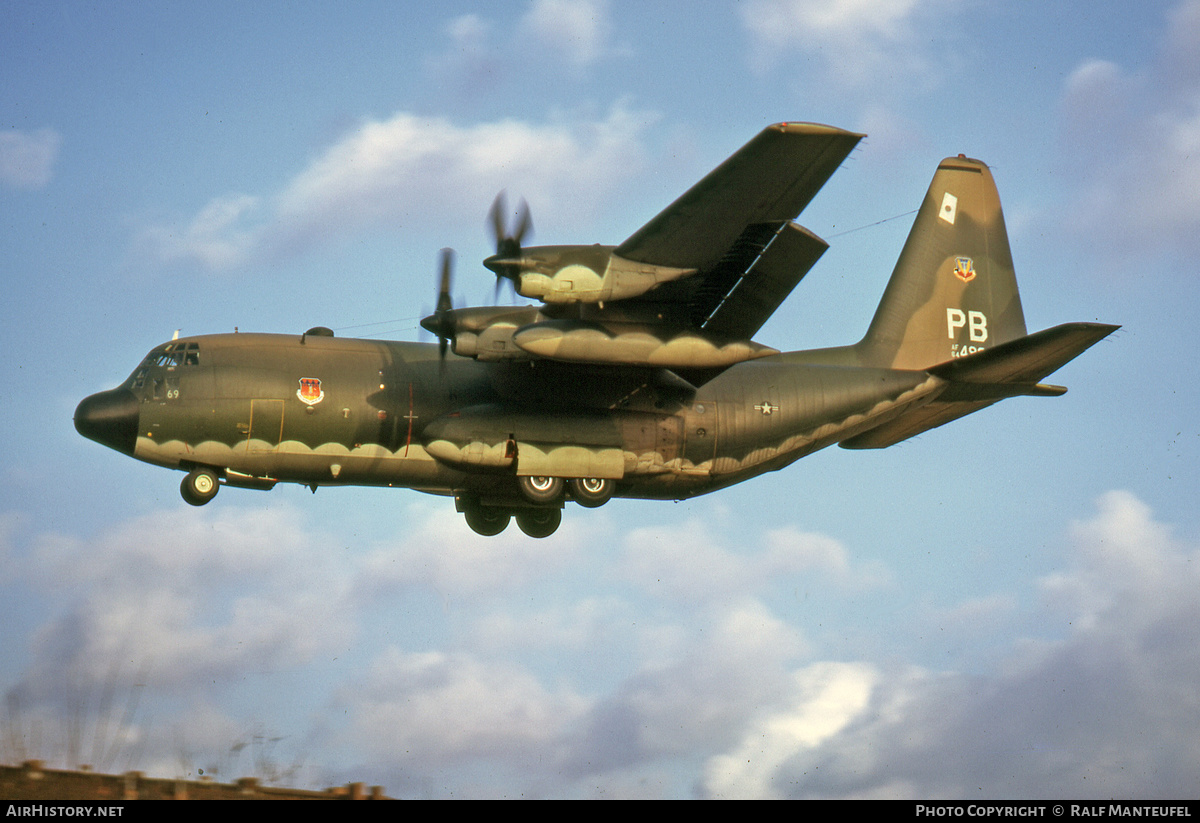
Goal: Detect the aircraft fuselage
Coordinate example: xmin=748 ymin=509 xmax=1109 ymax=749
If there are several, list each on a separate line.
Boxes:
xmin=75 ymin=330 xmax=943 ymax=510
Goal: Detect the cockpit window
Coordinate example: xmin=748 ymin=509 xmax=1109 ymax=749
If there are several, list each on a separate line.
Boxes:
xmin=143 ymin=342 xmax=200 ymax=369
xmin=131 ymin=342 xmax=200 ymax=389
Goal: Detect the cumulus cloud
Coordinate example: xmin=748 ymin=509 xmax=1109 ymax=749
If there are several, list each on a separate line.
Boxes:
xmin=566 ymin=599 xmax=806 ymax=767
xmin=354 ymin=499 xmax=583 ymax=597
xmin=19 ymin=506 xmax=354 ymax=697
xmin=430 ymin=2 xmax=614 ymax=84
xmin=130 ymin=194 xmax=262 ymax=269
xmin=343 ymin=648 xmax=588 ymax=767
xmin=700 ymin=490 xmax=1200 ymax=799
xmin=522 ymin=0 xmax=614 ymax=69
xmin=7 ymin=490 xmax=1195 ymax=797
xmin=0 ymin=127 xmax=62 ymax=190
xmin=740 ymin=0 xmax=959 ymax=87
xmin=422 ymin=14 xmax=508 ymax=101
xmin=1058 ymin=0 xmax=1200 ymax=261
xmin=130 ymin=105 xmax=655 ymax=271
xmin=704 ymin=661 xmax=877 ymax=798
xmin=2 ymin=505 xmax=362 ymax=775
xmin=619 ymin=518 xmax=887 ymax=604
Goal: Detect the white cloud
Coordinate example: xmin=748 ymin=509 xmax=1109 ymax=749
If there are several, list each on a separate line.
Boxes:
xmin=425 ymin=3 xmax=615 ymax=98
xmin=343 ymin=648 xmax=588 ymax=769
xmin=19 ymin=506 xmax=354 ymax=696
xmin=467 ymin=595 xmax=634 ymax=653
xmin=421 ymin=14 xmax=507 ymax=103
xmin=1163 ymin=0 xmax=1200 ymax=91
xmin=0 ymin=127 xmax=62 ymax=190
xmin=10 ymin=489 xmax=1195 ymax=797
xmin=745 ymin=0 xmax=924 ymax=46
xmin=1057 ymin=1 xmax=1200 ymax=261
xmin=446 ymin=13 xmax=491 ymax=52
xmin=701 ymin=490 xmax=1200 ymax=799
xmin=522 ymin=0 xmax=614 ymax=68
xmin=559 ymin=598 xmax=807 ymax=783
xmin=355 ymin=500 xmax=583 ymax=597
xmin=620 ymin=519 xmax=886 ymax=603
xmin=131 ymin=106 xmax=656 ymax=271
xmin=704 ymin=661 xmax=877 ymax=799
xmin=740 ymin=0 xmax=958 ymax=86
xmin=131 ymin=194 xmax=261 ymax=269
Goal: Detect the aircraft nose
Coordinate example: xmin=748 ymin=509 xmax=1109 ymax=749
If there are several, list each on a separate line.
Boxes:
xmin=74 ymin=388 xmax=139 ymax=456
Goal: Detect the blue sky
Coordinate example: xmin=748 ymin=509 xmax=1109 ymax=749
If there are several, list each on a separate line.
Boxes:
xmin=2 ymin=0 xmax=1198 ymax=799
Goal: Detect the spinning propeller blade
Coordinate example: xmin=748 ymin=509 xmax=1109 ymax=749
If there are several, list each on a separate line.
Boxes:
xmin=484 ymin=191 xmax=533 ymax=296
xmin=419 ymin=247 xmax=457 ymax=370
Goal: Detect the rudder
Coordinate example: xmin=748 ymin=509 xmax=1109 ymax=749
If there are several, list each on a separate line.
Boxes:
xmin=856 ymin=156 xmax=1027 ymax=370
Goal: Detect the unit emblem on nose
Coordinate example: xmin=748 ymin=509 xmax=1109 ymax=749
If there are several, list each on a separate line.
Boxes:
xmin=297 ymin=377 xmax=325 ymax=406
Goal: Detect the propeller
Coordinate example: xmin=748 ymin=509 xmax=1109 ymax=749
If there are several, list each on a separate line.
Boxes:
xmin=419 ymin=248 xmax=457 ymax=369
xmin=484 ymin=191 xmax=533 ymax=297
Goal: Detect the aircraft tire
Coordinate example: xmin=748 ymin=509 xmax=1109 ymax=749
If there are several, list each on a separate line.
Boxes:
xmin=568 ymin=477 xmax=614 ymax=508
xmin=516 ymin=508 xmax=561 ymax=538
xmin=516 ymin=475 xmax=565 ymax=505
xmin=181 ymin=468 xmax=220 ymax=506
xmin=463 ymin=502 xmax=510 ymax=536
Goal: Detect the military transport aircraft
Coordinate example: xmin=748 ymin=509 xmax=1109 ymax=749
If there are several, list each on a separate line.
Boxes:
xmin=75 ymin=122 xmax=1117 ymax=538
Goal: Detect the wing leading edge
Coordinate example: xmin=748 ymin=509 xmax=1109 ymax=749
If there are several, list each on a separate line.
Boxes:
xmin=616 ymin=122 xmax=863 ymax=270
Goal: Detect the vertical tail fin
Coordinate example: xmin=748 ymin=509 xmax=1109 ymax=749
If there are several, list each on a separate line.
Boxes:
xmin=857 ymin=156 xmax=1027 ymax=370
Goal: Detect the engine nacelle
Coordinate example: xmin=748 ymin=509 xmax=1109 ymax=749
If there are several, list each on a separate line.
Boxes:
xmin=512 ymin=320 xmax=779 ymax=368
xmin=496 ymin=245 xmax=694 ymax=304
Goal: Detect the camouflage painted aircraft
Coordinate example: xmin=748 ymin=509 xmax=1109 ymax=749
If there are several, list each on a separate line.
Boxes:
xmin=75 ymin=122 xmax=1117 ymax=538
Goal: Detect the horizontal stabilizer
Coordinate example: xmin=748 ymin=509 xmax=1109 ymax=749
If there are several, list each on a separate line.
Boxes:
xmin=840 ymin=322 xmax=1118 ymax=449
xmin=927 ymin=322 xmax=1120 ymax=386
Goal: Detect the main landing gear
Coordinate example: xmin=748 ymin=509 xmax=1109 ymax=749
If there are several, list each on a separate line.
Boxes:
xmin=566 ymin=477 xmax=615 ymax=508
xmin=519 ymin=476 xmax=615 ymax=508
xmin=459 ymin=476 xmax=616 ymax=538
xmin=460 ymin=500 xmax=563 ymax=538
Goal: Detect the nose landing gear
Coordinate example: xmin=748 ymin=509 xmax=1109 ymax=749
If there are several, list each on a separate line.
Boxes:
xmin=180 ymin=467 xmax=220 ymax=506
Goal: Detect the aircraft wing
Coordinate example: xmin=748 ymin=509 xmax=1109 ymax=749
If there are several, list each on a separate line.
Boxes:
xmin=615 ymin=122 xmax=863 ymax=271
xmin=435 ymin=123 xmax=863 ymax=373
